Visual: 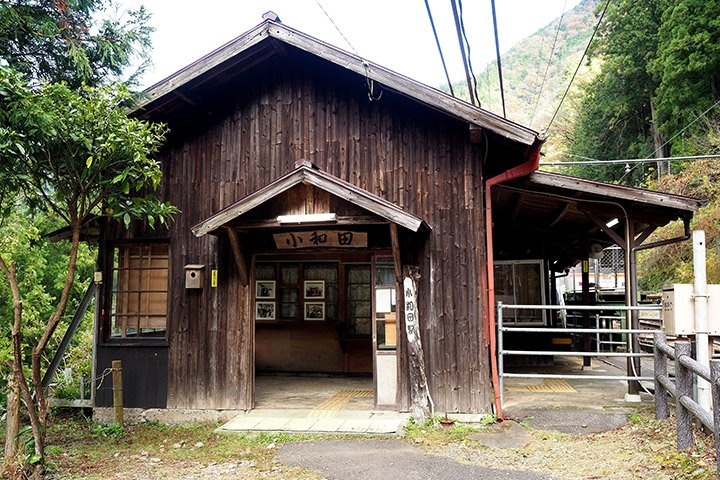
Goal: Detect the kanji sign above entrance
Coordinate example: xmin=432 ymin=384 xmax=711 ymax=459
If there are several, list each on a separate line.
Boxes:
xmin=273 ymin=231 xmax=368 ymax=249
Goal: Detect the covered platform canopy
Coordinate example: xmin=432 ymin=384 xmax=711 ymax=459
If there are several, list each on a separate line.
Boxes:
xmin=491 ymin=170 xmax=704 ymax=271
xmin=490 ymin=168 xmax=704 ymax=400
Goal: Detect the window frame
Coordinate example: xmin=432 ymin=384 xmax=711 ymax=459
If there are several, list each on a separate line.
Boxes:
xmin=106 ymin=241 xmax=170 ymax=343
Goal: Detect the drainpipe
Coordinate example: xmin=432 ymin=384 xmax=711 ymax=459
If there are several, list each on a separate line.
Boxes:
xmin=484 ymin=137 xmax=544 ymax=419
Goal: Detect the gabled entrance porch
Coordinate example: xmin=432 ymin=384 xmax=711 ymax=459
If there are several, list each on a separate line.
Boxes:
xmin=192 ymin=160 xmax=430 ymax=413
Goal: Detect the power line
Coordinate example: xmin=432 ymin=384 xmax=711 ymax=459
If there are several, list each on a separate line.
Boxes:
xmin=544 ymin=0 xmax=612 ymax=134
xmin=618 ymin=97 xmax=720 ymax=182
xmin=529 ymin=0 xmax=568 ymax=126
xmin=423 ymin=0 xmax=454 ymax=97
xmin=489 ymin=0 xmax=506 ymax=118
xmin=458 ymin=0 xmax=480 ymax=104
xmin=652 ymin=98 xmax=720 ymax=158
xmin=450 ymin=0 xmax=477 ymax=106
xmin=540 ymin=154 xmax=720 ymax=167
xmin=314 ymin=0 xmax=359 ymax=56
xmin=314 ymin=1 xmax=380 ymax=102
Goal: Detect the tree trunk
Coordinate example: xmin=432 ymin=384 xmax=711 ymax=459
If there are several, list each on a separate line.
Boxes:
xmin=4 ymin=372 xmax=20 ymax=463
xmin=32 ymin=223 xmax=81 ymax=446
xmin=402 ymin=266 xmax=434 ymax=423
xmin=0 ymin=256 xmax=43 ymax=476
xmin=650 ymin=97 xmax=669 ymax=176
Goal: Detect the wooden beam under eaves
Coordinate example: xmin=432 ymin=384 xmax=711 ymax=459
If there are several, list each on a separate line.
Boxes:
xmin=584 ymin=213 xmax=625 ymax=247
xmin=549 ymin=202 xmax=573 ymax=227
xmin=389 ymin=223 xmax=403 ymax=283
xmin=633 ymin=225 xmax=658 ymax=248
xmin=226 ymin=228 xmax=249 ymax=285
xmin=510 ymin=193 xmax=525 ymax=221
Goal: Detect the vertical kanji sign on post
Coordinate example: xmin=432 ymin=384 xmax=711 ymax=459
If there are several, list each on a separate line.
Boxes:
xmin=403 ymin=266 xmax=434 ymax=422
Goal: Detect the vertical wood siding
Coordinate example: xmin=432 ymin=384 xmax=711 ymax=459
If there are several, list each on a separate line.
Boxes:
xmin=112 ymin=55 xmax=494 ymax=412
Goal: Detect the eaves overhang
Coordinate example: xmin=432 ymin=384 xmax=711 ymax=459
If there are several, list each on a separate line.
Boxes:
xmin=191 ymin=162 xmax=430 ymax=237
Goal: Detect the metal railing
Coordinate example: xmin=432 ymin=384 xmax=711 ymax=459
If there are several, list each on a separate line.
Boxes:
xmin=654 ymin=331 xmax=720 ymax=477
xmin=498 ymin=302 xmax=661 ymax=408
xmin=565 ymin=311 xmax=629 ymax=351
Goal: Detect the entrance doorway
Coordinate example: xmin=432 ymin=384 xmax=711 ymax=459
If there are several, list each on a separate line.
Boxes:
xmin=252 ymin=255 xmax=399 ymax=410
xmin=254 ymin=259 xmax=373 ymax=374
xmin=254 ymin=375 xmax=374 ymax=410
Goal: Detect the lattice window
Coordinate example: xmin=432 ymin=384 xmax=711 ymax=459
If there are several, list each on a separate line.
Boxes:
xmin=111 ymin=243 xmax=169 ymax=338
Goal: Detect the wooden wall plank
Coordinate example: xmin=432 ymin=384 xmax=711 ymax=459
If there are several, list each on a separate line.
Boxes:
xmin=106 ymin=57 xmax=496 ymax=413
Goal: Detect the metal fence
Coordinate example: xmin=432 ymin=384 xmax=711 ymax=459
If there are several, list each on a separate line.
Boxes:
xmin=654 ymin=331 xmax=720 ymax=478
xmin=497 ymin=302 xmax=662 ymax=408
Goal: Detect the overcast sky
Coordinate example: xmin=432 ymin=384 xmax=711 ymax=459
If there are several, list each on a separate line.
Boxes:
xmin=121 ymin=0 xmax=582 ymax=90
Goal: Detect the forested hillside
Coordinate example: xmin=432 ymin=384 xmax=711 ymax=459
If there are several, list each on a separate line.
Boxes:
xmin=567 ymin=0 xmax=720 ymax=185
xmin=446 ymin=0 xmax=598 ymax=137
xmin=557 ymin=0 xmax=720 ymax=288
xmin=448 ymin=0 xmax=720 ymax=287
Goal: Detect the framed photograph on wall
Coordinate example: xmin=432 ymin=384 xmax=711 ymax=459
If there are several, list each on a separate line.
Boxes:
xmin=255 ymin=280 xmax=276 ymax=299
xmin=304 ymin=280 xmax=325 ymax=299
xmin=255 ymin=301 xmax=276 ymax=321
xmin=304 ymin=302 xmax=325 ymax=321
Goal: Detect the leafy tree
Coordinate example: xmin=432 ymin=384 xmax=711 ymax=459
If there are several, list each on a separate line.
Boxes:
xmin=637 ymin=117 xmax=720 ymax=290
xmin=0 ymin=66 xmax=176 ymax=477
xmin=0 ymin=0 xmax=153 ymax=87
xmin=566 ymin=0 xmax=720 ymax=184
xmin=566 ymin=0 xmax=666 ymax=185
xmin=649 ymin=0 xmax=720 ymax=150
xmin=567 ymin=67 xmax=656 ymax=184
xmin=0 ymin=208 xmax=95 ymax=400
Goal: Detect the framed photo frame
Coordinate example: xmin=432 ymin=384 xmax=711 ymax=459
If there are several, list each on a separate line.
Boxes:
xmin=255 ymin=280 xmax=276 ymax=299
xmin=304 ymin=302 xmax=325 ymax=321
xmin=255 ymin=301 xmax=276 ymax=321
xmin=304 ymin=280 xmax=325 ymax=299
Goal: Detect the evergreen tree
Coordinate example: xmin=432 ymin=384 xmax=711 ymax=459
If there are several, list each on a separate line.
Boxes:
xmin=568 ymin=0 xmax=665 ymax=184
xmin=650 ymin=0 xmax=720 ymax=152
xmin=0 ymin=0 xmax=152 ymax=87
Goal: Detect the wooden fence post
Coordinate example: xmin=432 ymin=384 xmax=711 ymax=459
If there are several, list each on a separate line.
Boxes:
xmin=675 ymin=341 xmax=694 ymax=450
xmin=112 ymin=360 xmax=124 ymax=426
xmin=710 ymin=359 xmax=720 ymax=473
xmin=654 ymin=332 xmax=669 ymax=419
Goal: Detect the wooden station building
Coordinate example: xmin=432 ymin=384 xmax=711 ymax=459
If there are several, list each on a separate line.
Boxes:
xmin=92 ymin=14 xmax=702 ymax=415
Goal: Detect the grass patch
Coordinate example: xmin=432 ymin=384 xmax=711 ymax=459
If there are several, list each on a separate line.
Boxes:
xmin=1 ymin=407 xmax=716 ymax=479
xmin=403 ymin=414 xmax=494 ymax=444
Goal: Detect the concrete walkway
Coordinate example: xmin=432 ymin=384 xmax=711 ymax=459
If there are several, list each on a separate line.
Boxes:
xmin=217 ymin=408 xmax=409 ymax=435
xmin=278 ymin=439 xmax=554 ymax=480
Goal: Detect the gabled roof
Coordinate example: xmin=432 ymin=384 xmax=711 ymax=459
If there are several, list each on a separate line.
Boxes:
xmin=191 ymin=161 xmax=430 ymax=236
xmin=135 ymin=17 xmax=539 ymax=147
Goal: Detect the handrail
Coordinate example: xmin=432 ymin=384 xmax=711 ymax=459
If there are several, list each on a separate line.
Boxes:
xmin=497 ymin=302 xmax=661 ymax=408
xmin=500 ymin=303 xmax=659 ymax=311
xmin=654 ymin=331 xmax=720 ymax=478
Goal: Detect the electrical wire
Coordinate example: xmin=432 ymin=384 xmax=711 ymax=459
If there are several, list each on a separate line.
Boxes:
xmin=314 ymin=0 xmax=382 ymax=102
xmin=618 ymin=97 xmax=720 ymax=182
xmin=315 ymin=0 xmax=359 ymax=55
xmin=545 ymin=0 xmax=612 ymax=134
xmin=458 ymin=0 xmax=480 ymax=105
xmin=450 ymin=0 xmax=477 ymax=106
xmin=529 ymin=0 xmax=568 ymax=126
xmin=424 ymin=0 xmax=455 ymax=97
xmin=489 ymin=0 xmax=506 ymax=118
xmin=540 ymin=153 xmax=720 ymax=167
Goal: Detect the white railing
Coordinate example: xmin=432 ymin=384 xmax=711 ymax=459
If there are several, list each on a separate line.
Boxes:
xmin=497 ymin=302 xmax=661 ymax=408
